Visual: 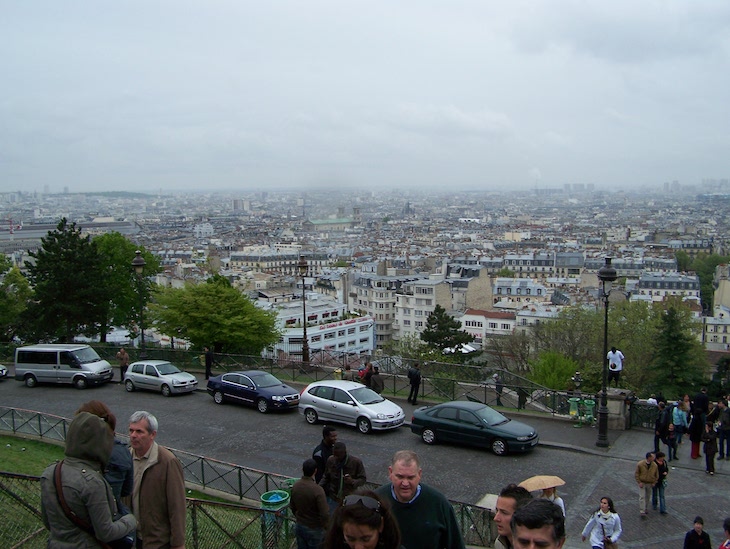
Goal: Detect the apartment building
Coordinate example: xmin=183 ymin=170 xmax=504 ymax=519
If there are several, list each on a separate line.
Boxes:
xmin=459 ymin=308 xmax=517 ymax=345
xmin=393 ymin=277 xmax=451 ymax=340
xmin=636 ymin=272 xmax=701 ymax=302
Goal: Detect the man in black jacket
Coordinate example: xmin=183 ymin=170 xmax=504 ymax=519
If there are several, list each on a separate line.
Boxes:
xmin=311 ymin=426 xmax=337 ymax=484
xmin=654 ymin=402 xmax=670 ymax=453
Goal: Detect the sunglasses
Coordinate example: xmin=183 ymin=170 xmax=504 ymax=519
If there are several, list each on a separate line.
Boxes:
xmin=342 ymin=495 xmax=381 ymax=513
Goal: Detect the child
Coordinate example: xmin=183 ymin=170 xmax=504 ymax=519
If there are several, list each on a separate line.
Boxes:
xmin=701 ymin=421 xmax=718 ymax=475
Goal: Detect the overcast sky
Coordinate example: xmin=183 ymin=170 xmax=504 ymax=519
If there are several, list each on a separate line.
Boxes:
xmin=2 ymin=1 xmax=730 ymax=195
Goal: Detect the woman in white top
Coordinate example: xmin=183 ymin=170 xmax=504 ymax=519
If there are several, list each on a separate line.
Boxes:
xmin=581 ymin=496 xmax=622 ymax=549
xmin=541 ymin=487 xmax=565 ymax=516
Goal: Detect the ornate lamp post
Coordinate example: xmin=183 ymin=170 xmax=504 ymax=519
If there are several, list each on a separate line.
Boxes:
xmin=131 ymin=250 xmax=147 ymax=359
xmin=596 ymin=257 xmax=617 ymax=448
xmin=298 ymin=255 xmax=310 ymax=369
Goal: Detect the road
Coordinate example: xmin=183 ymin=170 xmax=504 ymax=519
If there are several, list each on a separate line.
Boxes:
xmin=2 ymin=378 xmax=728 ymax=549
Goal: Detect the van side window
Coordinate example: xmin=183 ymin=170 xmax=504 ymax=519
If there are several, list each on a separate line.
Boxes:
xmin=17 ymin=351 xmax=56 ymax=365
xmin=60 ymin=351 xmax=80 ymax=368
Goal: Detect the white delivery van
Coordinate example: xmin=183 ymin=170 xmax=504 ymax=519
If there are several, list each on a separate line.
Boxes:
xmin=15 ymin=344 xmax=114 ymax=389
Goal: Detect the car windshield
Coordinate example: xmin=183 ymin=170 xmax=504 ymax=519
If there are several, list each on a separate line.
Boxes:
xmin=474 ymin=405 xmax=509 ymax=426
xmin=71 ymin=347 xmax=102 ymax=364
xmin=156 ymin=363 xmax=181 ymax=375
xmin=251 ymin=373 xmax=282 ymax=388
xmin=349 ymin=387 xmax=384 ymax=405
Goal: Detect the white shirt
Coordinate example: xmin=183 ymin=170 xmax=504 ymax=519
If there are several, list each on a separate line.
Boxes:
xmin=607 ymin=349 xmax=625 ymax=371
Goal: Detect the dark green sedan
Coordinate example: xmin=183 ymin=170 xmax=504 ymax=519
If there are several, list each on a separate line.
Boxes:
xmin=410 ymin=400 xmax=539 ymax=456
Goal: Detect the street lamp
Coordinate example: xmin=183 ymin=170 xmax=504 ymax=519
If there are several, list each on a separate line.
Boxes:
xmin=131 ymin=250 xmax=147 ymax=359
xmin=297 ymin=255 xmax=310 ymax=369
xmin=596 ymin=257 xmax=617 ymax=448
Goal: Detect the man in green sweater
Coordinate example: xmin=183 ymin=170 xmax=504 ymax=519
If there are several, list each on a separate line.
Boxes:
xmin=375 ymin=450 xmax=465 ymax=549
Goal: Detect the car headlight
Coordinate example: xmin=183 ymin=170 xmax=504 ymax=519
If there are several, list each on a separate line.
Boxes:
xmin=516 ymin=435 xmax=533 ymax=441
xmin=376 ymin=413 xmax=386 ymax=419
xmin=272 ymin=395 xmax=285 ymax=401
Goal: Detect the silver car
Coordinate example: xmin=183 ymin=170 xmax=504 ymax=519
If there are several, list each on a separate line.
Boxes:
xmin=0 ymin=363 xmax=7 ymax=380
xmin=124 ymin=360 xmax=198 ymax=397
xmin=298 ymin=380 xmax=405 ymax=434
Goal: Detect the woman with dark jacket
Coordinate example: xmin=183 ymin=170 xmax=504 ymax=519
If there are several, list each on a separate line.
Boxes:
xmin=701 ymin=421 xmax=718 ymax=475
xmin=40 ymin=411 xmax=136 ymax=547
xmin=688 ymin=408 xmax=705 ymax=459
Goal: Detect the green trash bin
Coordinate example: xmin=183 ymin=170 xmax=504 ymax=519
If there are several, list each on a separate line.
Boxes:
xmin=279 ymin=478 xmax=297 ymax=494
xmin=568 ymin=397 xmax=581 ymax=417
xmin=261 ymin=490 xmax=290 ymax=549
xmin=582 ymin=399 xmax=596 ymax=423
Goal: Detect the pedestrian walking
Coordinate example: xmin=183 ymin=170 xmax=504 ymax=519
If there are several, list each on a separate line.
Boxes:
xmin=493 ymin=373 xmax=504 ymax=406
xmin=290 ymin=458 xmax=329 ymax=549
xmin=654 ymin=401 xmax=670 ymax=454
xmin=651 ymin=451 xmax=668 ymax=515
xmin=362 ymin=362 xmax=374 ymax=388
xmin=581 ymin=496 xmax=622 ymax=549
xmin=701 ymin=421 xmax=718 ymax=475
xmin=689 ymin=408 xmax=704 ymax=459
xmin=370 ymin=366 xmax=384 ymax=394
xmin=683 ymin=516 xmax=710 ymax=549
xmin=541 ymin=487 xmax=565 ymax=517
xmin=204 ymin=346 xmax=215 ymax=380
xmin=407 ymin=363 xmax=421 ymax=405
xmin=634 ymin=452 xmax=658 ymax=518
xmin=673 ymin=399 xmax=690 ymax=446
xmin=667 ymin=423 xmax=679 ymax=461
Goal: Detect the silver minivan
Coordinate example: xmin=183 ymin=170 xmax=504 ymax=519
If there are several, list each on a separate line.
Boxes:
xmin=15 ymin=344 xmax=114 ymax=389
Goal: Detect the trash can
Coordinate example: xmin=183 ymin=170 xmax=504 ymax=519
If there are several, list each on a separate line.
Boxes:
xmin=568 ymin=397 xmax=581 ymax=417
xmin=334 ymin=368 xmax=342 ymax=380
xmin=261 ymin=490 xmax=290 ymax=549
xmin=582 ymin=399 xmax=596 ymax=423
xmin=278 ymin=478 xmax=297 ymax=494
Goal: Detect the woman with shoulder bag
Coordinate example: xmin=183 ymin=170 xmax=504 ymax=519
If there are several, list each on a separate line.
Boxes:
xmin=581 ymin=496 xmax=622 ymax=549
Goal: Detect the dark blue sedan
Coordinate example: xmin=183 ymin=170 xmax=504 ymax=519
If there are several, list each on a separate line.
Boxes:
xmin=206 ymin=370 xmax=299 ymax=413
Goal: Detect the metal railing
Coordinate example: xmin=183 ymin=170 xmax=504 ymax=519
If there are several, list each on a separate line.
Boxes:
xmin=0 ymin=407 xmax=495 ymax=547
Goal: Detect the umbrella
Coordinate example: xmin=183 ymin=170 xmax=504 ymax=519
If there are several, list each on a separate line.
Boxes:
xmin=518 ymin=475 xmax=566 ymax=492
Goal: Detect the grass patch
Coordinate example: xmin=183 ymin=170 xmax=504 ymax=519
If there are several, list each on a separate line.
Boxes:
xmin=0 ymin=435 xmax=64 ymax=475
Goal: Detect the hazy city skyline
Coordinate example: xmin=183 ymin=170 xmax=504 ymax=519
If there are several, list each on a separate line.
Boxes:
xmin=2 ymin=1 xmax=730 ymax=195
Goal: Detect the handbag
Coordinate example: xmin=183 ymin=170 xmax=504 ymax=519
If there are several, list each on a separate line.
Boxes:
xmin=53 ymin=461 xmax=134 ymax=549
xmin=601 ymin=523 xmax=618 ymax=549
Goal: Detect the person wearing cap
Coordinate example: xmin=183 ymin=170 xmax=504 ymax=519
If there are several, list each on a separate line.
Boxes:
xmin=683 ymin=516 xmax=710 ymax=549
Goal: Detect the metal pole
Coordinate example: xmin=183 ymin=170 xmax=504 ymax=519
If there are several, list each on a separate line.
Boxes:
xmin=596 ymin=289 xmax=610 ymax=447
xmin=138 ymin=273 xmax=147 ymax=359
xmin=301 ymin=265 xmax=310 ymax=369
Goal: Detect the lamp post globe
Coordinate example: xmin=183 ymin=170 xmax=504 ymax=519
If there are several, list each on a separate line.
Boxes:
xmin=596 ymin=257 xmax=618 ymax=448
xmin=131 ymin=250 xmax=147 ymax=359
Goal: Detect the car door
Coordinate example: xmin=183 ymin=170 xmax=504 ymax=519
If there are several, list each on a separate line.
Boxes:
xmin=57 ymin=351 xmax=79 ymax=385
xmin=331 ymin=387 xmax=357 ymax=426
xmin=457 ymin=409 xmax=488 ymax=447
xmin=308 ymin=385 xmax=335 ymax=421
xmin=237 ymin=374 xmax=257 ymax=407
xmin=219 ymin=373 xmax=246 ymax=404
xmin=431 ymin=406 xmax=461 ymax=443
xmin=141 ymin=364 xmax=161 ymax=391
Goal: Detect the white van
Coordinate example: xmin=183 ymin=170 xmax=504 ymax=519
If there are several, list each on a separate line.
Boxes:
xmin=15 ymin=344 xmax=114 ymax=389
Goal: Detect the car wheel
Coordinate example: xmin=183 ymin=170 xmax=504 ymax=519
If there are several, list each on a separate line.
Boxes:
xmin=491 ymin=438 xmax=508 ymax=456
xmin=125 ymin=379 xmax=135 ymax=392
xmin=161 ymin=384 xmax=171 ymax=397
xmin=304 ymin=408 xmax=318 ymax=424
xmin=213 ymin=391 xmax=224 ymax=405
xmin=24 ymin=375 xmax=38 ymax=388
xmin=422 ymin=428 xmax=436 ymax=445
xmin=73 ymin=377 xmax=88 ymax=390
xmin=357 ymin=417 xmax=372 ymax=434
xmin=257 ymin=398 xmax=269 ymax=414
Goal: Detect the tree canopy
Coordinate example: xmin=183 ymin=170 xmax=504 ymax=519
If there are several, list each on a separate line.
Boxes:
xmin=22 ymin=219 xmax=111 ymax=342
xmin=148 ymin=277 xmax=280 ymax=354
xmin=420 ymin=304 xmax=474 ymax=352
xmin=0 ymin=265 xmax=32 ymax=342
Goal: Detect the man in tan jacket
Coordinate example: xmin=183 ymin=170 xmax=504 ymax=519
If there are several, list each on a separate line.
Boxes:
xmin=635 ymin=451 xmax=659 ymax=518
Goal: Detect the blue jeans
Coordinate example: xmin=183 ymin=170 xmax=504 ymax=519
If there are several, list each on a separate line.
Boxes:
xmin=651 ymin=482 xmax=666 ymax=513
xmin=295 ymin=523 xmax=325 ymax=549
xmin=719 ymin=429 xmax=730 ymax=458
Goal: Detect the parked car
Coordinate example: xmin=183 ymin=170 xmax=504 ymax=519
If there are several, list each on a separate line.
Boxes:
xmin=206 ymin=370 xmax=299 ymax=413
xmin=124 ymin=360 xmax=198 ymax=397
xmin=298 ymin=380 xmax=405 ymax=434
xmin=410 ymin=400 xmax=539 ymax=455
xmin=0 ymin=363 xmax=8 ymax=380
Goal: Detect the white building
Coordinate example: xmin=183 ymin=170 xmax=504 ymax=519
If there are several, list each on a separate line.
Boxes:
xmin=458 ymin=309 xmax=517 ymax=345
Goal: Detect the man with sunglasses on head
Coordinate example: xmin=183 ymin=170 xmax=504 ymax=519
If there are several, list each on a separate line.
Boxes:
xmin=375 ymin=450 xmax=464 ymax=549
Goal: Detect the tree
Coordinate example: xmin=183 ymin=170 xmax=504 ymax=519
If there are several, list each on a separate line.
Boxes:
xmin=22 ymin=219 xmax=111 ymax=342
xmin=528 ymin=351 xmax=579 ymax=390
xmin=689 ymin=253 xmax=730 ymax=312
xmin=94 ymin=232 xmax=160 ymax=342
xmin=495 ymin=268 xmax=516 ymax=278
xmin=420 ymin=305 xmax=474 ymax=352
xmin=148 ymin=277 xmax=280 ymax=354
xmin=647 ymin=299 xmax=708 ymax=397
xmin=0 ymin=265 xmax=32 ymax=342
xmin=675 ymin=250 xmax=691 ymax=272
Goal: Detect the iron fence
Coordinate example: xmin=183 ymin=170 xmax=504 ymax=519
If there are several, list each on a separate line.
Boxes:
xmin=0 ymin=407 xmax=496 ymax=547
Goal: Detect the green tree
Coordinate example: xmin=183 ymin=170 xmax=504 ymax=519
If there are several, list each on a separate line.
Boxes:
xmin=528 ymin=351 xmax=579 ymax=390
xmin=495 ymin=268 xmax=515 ymax=278
xmin=419 ymin=304 xmax=474 ymax=352
xmin=94 ymin=232 xmax=160 ymax=342
xmin=647 ymin=300 xmax=707 ymax=397
xmin=22 ymin=219 xmax=111 ymax=342
xmin=690 ymin=253 xmax=730 ymax=311
xmin=675 ymin=250 xmax=691 ymax=272
xmin=0 ymin=266 xmax=33 ymax=341
xmin=148 ymin=277 xmax=280 ymax=354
